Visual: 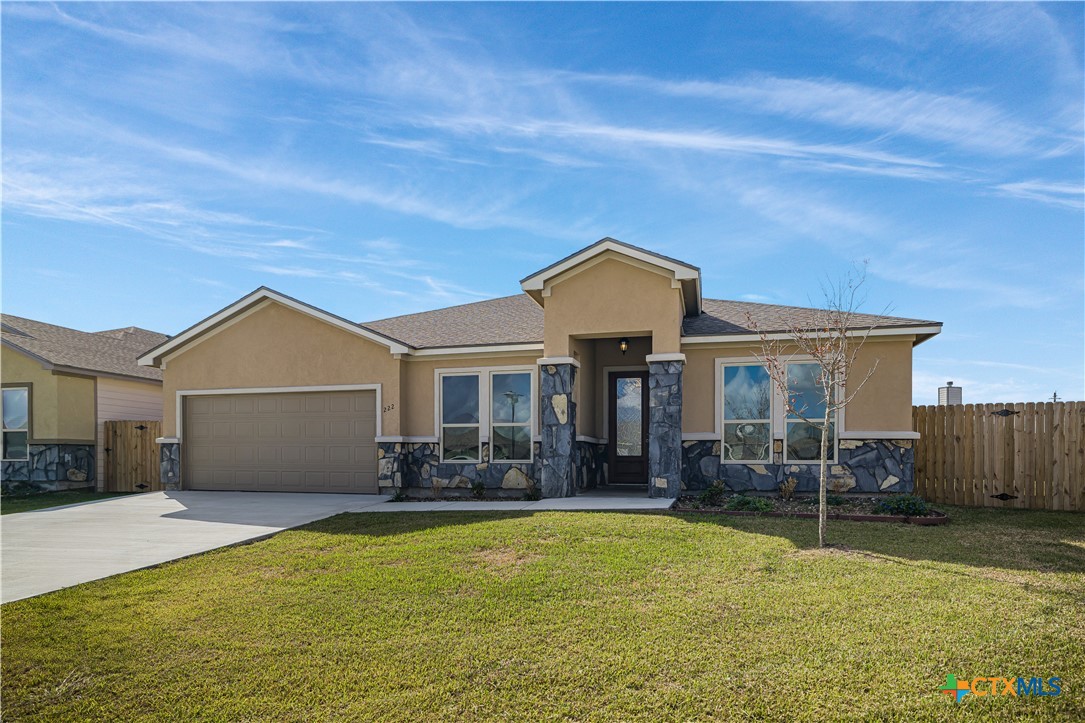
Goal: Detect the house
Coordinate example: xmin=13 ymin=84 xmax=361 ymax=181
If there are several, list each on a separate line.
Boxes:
xmin=1 ymin=315 xmax=166 ymax=494
xmin=137 ymin=239 xmax=940 ymax=498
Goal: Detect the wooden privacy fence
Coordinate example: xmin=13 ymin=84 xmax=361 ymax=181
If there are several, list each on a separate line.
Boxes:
xmin=913 ymin=403 xmax=1084 ymax=511
xmin=104 ymin=420 xmax=162 ymax=493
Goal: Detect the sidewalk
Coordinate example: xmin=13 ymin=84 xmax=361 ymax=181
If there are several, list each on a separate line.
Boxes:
xmin=358 ymin=494 xmax=676 ymax=513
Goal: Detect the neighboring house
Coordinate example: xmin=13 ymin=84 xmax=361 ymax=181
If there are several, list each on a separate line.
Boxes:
xmin=1 ymin=315 xmax=166 ymax=493
xmin=138 ymin=239 xmax=941 ymax=498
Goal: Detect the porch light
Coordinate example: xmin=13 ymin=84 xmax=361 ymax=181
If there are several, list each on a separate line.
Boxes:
xmin=618 ymin=337 xmax=629 ymax=355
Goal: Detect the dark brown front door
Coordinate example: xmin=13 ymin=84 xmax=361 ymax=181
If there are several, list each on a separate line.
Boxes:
xmin=608 ymin=371 xmax=649 ymax=485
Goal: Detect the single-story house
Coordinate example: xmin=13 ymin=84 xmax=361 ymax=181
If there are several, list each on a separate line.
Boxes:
xmin=1 ymin=315 xmax=166 ymax=494
xmin=138 ymin=238 xmax=940 ymax=498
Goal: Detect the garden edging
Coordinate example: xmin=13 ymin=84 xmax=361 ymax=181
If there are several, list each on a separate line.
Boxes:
xmin=674 ymin=507 xmax=950 ymax=525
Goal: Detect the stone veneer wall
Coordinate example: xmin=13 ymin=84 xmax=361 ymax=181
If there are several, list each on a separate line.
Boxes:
xmin=1 ymin=444 xmax=96 ymax=494
xmin=539 ymin=363 xmax=577 ymax=498
xmin=573 ymin=441 xmax=607 ymax=491
xmin=681 ymin=438 xmax=915 ymax=494
xmin=160 ymin=442 xmax=182 ymax=491
xmin=647 ymin=360 xmax=683 ymax=498
xmin=378 ymin=439 xmax=609 ymax=497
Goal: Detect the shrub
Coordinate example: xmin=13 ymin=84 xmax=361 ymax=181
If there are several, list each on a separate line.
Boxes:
xmin=724 ymin=495 xmax=773 ymax=513
xmin=778 ymin=477 xmax=798 ymax=501
xmin=874 ymin=494 xmax=929 ymax=517
xmin=826 ymin=494 xmax=847 ymax=507
xmin=471 ymin=480 xmax=486 ymax=499
xmin=698 ymin=483 xmax=728 ymax=507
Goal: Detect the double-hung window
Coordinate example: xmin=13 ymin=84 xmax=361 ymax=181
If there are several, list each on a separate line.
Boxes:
xmin=440 ymin=374 xmax=480 ymax=462
xmin=2 ymin=387 xmax=30 ymax=461
xmin=490 ymin=372 xmax=532 ymax=462
xmin=785 ymin=362 xmax=836 ymax=462
xmin=721 ymin=364 xmax=771 ymax=462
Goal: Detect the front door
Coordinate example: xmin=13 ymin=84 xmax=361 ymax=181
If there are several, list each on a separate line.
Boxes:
xmin=608 ymin=371 xmax=649 ymax=485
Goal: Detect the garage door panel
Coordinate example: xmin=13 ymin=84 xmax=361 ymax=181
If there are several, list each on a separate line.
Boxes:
xmin=185 ymin=390 xmax=377 ymax=493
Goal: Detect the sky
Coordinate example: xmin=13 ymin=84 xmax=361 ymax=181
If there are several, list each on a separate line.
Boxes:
xmin=2 ymin=2 xmax=1082 ymax=404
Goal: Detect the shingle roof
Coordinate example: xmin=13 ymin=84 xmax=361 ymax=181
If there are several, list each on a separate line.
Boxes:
xmin=685 ymin=299 xmax=939 ymax=337
xmin=1 ymin=315 xmax=167 ymax=382
xmin=359 ymin=294 xmax=938 ymax=349
xmin=363 ymin=295 xmax=544 ymax=349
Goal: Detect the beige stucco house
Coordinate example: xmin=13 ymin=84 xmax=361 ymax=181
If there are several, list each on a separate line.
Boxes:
xmin=138 ymin=239 xmax=940 ymax=498
xmin=1 ymin=316 xmax=166 ymax=493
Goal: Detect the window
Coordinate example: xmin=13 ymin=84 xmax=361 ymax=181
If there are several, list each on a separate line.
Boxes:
xmin=2 ymin=387 xmax=30 ymax=461
xmin=721 ymin=364 xmax=771 ymax=462
xmin=785 ymin=363 xmax=836 ymax=462
xmin=490 ymin=372 xmax=532 ymax=461
xmin=440 ymin=374 xmax=480 ymax=462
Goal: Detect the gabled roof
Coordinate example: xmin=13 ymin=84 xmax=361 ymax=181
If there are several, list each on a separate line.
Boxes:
xmin=685 ymin=299 xmax=941 ymax=343
xmin=352 ymin=295 xmax=939 ymax=349
xmin=137 ymin=287 xmax=411 ymax=366
xmin=362 ymin=295 xmax=544 ymax=349
xmin=520 ymin=237 xmax=703 ymax=315
xmin=1 ymin=315 xmax=168 ymax=382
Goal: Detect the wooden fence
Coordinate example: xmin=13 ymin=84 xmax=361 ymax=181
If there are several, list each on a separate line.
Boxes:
xmin=103 ymin=420 xmax=162 ymax=493
xmin=913 ymin=403 xmax=1084 ymax=511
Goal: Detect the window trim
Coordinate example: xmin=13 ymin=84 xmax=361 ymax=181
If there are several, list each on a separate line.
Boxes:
xmin=719 ymin=362 xmax=772 ymax=464
xmin=434 ymin=365 xmax=537 ymax=464
xmin=783 ymin=361 xmax=838 ymax=464
xmin=2 ymin=385 xmax=31 ymax=462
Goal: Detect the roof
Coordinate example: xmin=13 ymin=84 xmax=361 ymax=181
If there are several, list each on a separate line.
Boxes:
xmin=685 ymin=299 xmax=940 ymax=338
xmin=1 ymin=315 xmax=167 ymax=382
xmin=362 ymin=295 xmax=544 ymax=349
xmin=358 ymin=295 xmax=939 ymax=349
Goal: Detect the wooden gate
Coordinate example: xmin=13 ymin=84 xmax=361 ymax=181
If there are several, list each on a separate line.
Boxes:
xmin=104 ymin=420 xmax=162 ymax=492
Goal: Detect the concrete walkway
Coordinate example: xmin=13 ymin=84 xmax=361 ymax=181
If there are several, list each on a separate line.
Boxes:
xmin=1 ymin=491 xmax=388 ymax=603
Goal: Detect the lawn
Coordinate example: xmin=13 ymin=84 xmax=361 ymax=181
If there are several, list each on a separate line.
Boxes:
xmin=2 ymin=507 xmax=1082 ymax=721
xmin=1 ymin=491 xmax=133 ymax=515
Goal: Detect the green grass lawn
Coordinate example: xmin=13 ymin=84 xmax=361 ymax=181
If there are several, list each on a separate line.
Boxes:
xmin=2 ymin=507 xmax=1082 ymax=721
xmin=1 ymin=491 xmax=133 ymax=515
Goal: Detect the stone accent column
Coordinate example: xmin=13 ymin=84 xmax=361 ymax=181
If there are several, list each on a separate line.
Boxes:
xmin=648 ymin=357 xmax=684 ymax=498
xmin=158 ymin=439 xmax=181 ymax=491
xmin=377 ymin=442 xmax=404 ymax=495
xmin=539 ymin=361 xmax=577 ymax=498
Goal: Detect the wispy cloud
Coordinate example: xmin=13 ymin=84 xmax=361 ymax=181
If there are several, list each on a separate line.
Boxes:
xmin=995 ymin=180 xmax=1084 ymax=210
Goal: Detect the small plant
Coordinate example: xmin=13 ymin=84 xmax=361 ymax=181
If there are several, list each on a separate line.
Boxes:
xmin=471 ymin=480 xmax=486 ymax=499
xmin=431 ymin=477 xmax=445 ymax=500
xmin=698 ymin=483 xmax=728 ymax=507
xmin=522 ymin=488 xmax=542 ymax=502
xmin=826 ymin=494 xmax=847 ymax=507
xmin=778 ymin=477 xmax=798 ymax=501
xmin=724 ymin=495 xmax=773 ymax=513
xmin=874 ymin=494 xmax=929 ymax=517
xmin=391 ymin=488 xmax=408 ymax=502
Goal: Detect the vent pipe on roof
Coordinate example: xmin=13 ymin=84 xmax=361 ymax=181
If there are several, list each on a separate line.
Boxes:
xmin=938 ymin=381 xmax=963 ymax=406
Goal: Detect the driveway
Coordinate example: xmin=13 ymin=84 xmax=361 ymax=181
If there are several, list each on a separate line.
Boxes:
xmin=1 ymin=491 xmax=388 ymax=603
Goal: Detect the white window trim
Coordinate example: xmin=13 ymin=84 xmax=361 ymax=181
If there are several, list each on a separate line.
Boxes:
xmin=783 ymin=361 xmax=839 ymax=464
xmin=175 ymin=384 xmax=382 ymax=443
xmin=712 ymin=357 xmax=845 ymax=464
xmin=1 ymin=386 xmax=30 ymax=461
xmin=719 ymin=362 xmax=772 ymax=464
xmin=434 ymin=365 xmax=538 ymax=464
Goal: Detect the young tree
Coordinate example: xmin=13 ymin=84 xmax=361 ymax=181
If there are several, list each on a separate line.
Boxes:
xmin=747 ymin=265 xmax=882 ymax=548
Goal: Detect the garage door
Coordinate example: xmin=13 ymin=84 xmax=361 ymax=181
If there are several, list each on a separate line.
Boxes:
xmin=184 ymin=390 xmax=378 ymax=493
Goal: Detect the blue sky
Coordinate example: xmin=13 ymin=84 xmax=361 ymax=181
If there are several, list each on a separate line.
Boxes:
xmin=2 ymin=2 xmax=1082 ymax=404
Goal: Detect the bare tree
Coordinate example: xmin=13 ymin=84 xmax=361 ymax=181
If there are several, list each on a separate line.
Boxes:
xmin=747 ymin=264 xmax=882 ymax=548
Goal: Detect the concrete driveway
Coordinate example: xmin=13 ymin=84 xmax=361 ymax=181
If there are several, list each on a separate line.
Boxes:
xmin=1 ymin=491 xmax=388 ymax=603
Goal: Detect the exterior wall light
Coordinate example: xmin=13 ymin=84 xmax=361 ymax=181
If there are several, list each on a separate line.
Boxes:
xmin=618 ymin=337 xmax=630 ymax=355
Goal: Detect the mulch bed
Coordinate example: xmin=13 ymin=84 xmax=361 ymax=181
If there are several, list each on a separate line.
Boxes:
xmin=675 ymin=496 xmax=949 ymax=525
